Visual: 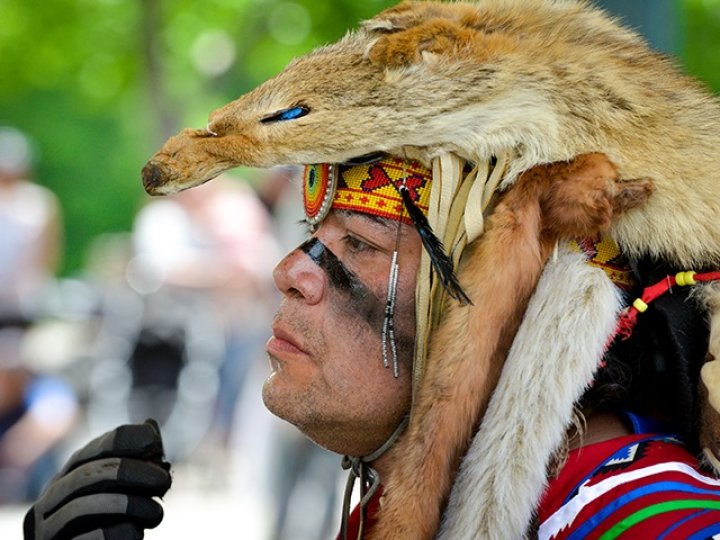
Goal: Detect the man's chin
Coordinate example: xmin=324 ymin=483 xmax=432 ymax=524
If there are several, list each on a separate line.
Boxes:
xmin=261 ymin=375 xmax=297 ymax=424
xmin=261 ymin=375 xmax=281 ymax=414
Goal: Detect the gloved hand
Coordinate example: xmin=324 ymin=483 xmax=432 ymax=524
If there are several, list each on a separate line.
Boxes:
xmin=23 ymin=419 xmax=172 ymax=540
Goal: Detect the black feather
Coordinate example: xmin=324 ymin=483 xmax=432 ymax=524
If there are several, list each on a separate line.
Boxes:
xmin=399 ymin=186 xmax=472 ymax=305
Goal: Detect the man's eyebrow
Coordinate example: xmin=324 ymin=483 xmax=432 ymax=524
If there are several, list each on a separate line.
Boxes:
xmin=337 ymin=209 xmax=395 ymax=230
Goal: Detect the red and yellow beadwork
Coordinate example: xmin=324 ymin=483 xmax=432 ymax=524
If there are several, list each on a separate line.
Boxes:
xmin=303 ymin=156 xmax=433 ymax=226
xmin=303 ymin=162 xmax=338 ymax=225
xmin=571 ymin=236 xmax=636 ymax=291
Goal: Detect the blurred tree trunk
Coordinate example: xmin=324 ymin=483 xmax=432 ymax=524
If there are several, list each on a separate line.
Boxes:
xmin=139 ymin=0 xmax=177 ymax=144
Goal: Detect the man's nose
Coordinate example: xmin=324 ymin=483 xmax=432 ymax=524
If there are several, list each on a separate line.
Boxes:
xmin=273 ymin=247 xmax=326 ymax=305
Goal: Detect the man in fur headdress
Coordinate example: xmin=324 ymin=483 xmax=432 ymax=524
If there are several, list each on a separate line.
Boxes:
xmin=25 ymin=1 xmax=720 ymax=539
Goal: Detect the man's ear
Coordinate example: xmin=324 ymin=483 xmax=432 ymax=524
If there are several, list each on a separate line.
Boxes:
xmin=699 ymin=286 xmax=720 ymax=473
xmin=700 ymin=357 xmax=720 ymax=473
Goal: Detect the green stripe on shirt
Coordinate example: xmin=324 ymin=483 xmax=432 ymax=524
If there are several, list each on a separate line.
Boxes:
xmin=600 ymin=499 xmax=720 ymax=539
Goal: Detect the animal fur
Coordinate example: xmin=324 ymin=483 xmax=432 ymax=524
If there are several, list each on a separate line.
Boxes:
xmin=142 ymin=0 xmax=720 ymax=269
xmin=439 ymin=245 xmax=624 ymax=539
xmin=141 ymin=0 xmax=720 ymax=537
xmin=367 ymin=154 xmax=650 ymax=539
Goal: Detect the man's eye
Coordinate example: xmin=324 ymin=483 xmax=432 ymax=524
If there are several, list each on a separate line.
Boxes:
xmin=342 ymin=235 xmax=373 ymax=254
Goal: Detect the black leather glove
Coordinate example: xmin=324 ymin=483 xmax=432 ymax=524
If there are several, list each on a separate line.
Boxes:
xmin=23 ymin=419 xmax=172 ymax=540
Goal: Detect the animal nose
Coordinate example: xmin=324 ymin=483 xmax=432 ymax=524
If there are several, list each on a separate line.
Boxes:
xmin=141 ymin=161 xmax=166 ymax=195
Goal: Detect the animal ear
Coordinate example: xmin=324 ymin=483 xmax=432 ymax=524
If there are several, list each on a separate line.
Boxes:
xmin=362 ymin=1 xmax=430 ymax=33
xmin=368 ymin=19 xmax=476 ymax=68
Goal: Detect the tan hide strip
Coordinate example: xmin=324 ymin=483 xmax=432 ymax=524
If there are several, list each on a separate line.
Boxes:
xmin=413 ymin=152 xmax=512 ymax=401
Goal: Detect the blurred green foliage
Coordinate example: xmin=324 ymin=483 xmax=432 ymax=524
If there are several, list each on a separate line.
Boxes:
xmin=684 ymin=0 xmax=720 ymax=91
xmin=0 ymin=0 xmax=718 ymax=275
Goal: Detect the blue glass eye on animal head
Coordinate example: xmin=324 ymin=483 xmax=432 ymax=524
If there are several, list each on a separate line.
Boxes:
xmin=261 ymin=106 xmax=310 ymax=124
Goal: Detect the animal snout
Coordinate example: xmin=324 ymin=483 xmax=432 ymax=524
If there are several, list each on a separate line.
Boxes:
xmin=141 ymin=161 xmax=168 ymax=195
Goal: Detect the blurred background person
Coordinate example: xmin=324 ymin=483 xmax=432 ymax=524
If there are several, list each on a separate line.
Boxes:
xmin=0 ymin=127 xmax=78 ymax=504
xmin=0 ymin=363 xmax=78 ymax=504
xmin=125 ymin=174 xmax=280 ymax=465
xmin=0 ymin=126 xmax=62 ymax=334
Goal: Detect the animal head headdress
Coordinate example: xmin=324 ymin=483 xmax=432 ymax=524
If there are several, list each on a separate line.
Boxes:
xmin=143 ymin=1 xmax=720 ymax=537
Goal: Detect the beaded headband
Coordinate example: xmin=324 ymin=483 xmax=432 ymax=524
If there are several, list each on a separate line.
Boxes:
xmin=303 ymin=156 xmax=433 ymax=226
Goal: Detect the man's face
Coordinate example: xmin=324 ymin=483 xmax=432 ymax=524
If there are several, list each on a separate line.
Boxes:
xmin=263 ymin=210 xmax=421 ymax=457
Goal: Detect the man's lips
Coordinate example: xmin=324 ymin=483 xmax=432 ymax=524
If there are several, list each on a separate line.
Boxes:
xmin=266 ymin=326 xmax=308 ymax=358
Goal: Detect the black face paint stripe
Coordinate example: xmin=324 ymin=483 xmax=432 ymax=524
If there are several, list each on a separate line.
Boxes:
xmin=298 ymin=237 xmax=367 ymax=302
xmin=296 ymin=237 xmax=414 ymax=367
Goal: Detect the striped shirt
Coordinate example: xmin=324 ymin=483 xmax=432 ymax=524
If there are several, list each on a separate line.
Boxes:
xmin=537 ymin=423 xmax=720 ymax=539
